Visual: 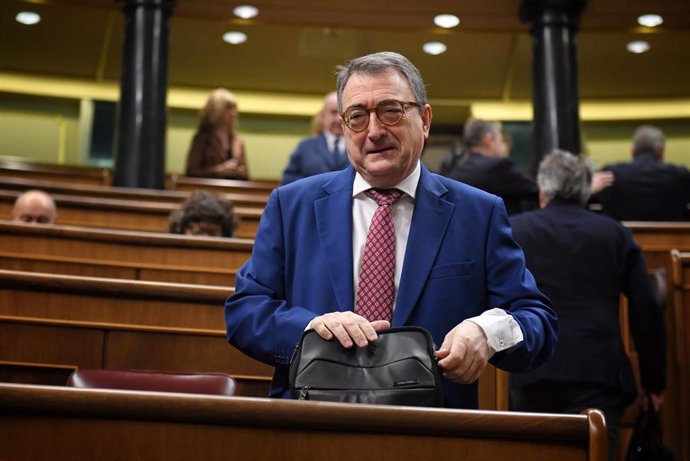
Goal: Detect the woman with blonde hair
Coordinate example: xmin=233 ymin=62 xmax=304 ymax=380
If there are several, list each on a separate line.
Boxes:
xmin=185 ymin=88 xmax=248 ymax=179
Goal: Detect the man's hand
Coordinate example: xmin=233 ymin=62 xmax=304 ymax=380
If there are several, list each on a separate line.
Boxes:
xmin=591 ymin=171 xmax=614 ymax=195
xmin=310 ymin=312 xmax=390 ymax=348
xmin=435 ymin=320 xmax=490 ymax=384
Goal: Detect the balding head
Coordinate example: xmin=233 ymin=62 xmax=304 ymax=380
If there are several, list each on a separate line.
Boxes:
xmin=12 ymin=190 xmax=57 ymax=224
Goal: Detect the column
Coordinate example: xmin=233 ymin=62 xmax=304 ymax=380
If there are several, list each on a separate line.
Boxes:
xmin=520 ymin=0 xmax=587 ymax=166
xmin=114 ymin=0 xmax=176 ymax=189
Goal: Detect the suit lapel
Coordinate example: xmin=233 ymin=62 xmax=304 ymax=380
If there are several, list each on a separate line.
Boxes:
xmin=393 ymin=168 xmax=454 ymax=326
xmin=314 ymin=169 xmax=356 ymax=310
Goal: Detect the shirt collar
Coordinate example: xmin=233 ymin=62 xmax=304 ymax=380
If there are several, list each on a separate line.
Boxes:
xmin=353 ymin=161 xmax=420 ymax=199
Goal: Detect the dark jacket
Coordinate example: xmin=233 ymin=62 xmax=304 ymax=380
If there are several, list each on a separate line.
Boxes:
xmin=509 ymin=199 xmax=667 ymax=404
xmin=440 ymin=149 xmax=538 ymax=215
xmin=599 ymin=152 xmax=690 ymax=221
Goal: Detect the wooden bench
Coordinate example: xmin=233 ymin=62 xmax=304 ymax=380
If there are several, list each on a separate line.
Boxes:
xmin=167 ymin=173 xmax=277 ymax=199
xmin=669 ymin=250 xmax=690 ymax=461
xmin=0 ymin=159 xmax=112 ymax=185
xmin=0 ymin=189 xmax=261 ymax=238
xmin=0 ymin=220 xmax=253 ymax=271
xmin=0 ymin=269 xmax=273 ymax=395
xmin=0 ymin=175 xmax=269 ymax=208
xmin=0 ymin=317 xmax=272 ymax=397
xmin=0 ymin=252 xmax=237 ymax=285
xmin=0 ymin=383 xmax=607 ymax=461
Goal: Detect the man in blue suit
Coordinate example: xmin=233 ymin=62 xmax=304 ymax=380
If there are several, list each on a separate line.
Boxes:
xmin=281 ymin=91 xmax=350 ymax=185
xmin=225 ymin=51 xmax=558 ymax=409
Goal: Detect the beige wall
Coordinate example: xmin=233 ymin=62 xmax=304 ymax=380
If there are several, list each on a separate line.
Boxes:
xmin=1 ymin=92 xmax=689 ymax=180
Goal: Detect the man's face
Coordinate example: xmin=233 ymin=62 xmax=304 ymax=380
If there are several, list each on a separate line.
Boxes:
xmin=488 ymin=129 xmax=509 ymax=157
xmin=322 ymin=94 xmax=344 ymax=137
xmin=340 ymin=68 xmax=432 ymax=188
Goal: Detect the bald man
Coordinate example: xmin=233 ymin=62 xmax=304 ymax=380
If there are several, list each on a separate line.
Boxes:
xmin=12 ymin=189 xmax=57 ymax=224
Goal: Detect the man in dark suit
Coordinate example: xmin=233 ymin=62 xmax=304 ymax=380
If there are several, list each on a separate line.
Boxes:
xmin=509 ymin=150 xmax=667 ymax=461
xmin=599 ymin=125 xmax=690 ymax=221
xmin=225 ymin=51 xmax=557 ymax=409
xmin=281 ymin=91 xmax=350 ymax=185
xmin=439 ymin=118 xmax=539 ymax=215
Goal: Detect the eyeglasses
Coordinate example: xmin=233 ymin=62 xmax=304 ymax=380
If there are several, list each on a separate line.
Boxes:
xmin=340 ymin=100 xmax=420 ymax=132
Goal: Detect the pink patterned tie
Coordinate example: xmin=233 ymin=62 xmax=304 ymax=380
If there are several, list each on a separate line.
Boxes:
xmin=355 ymin=188 xmax=403 ymax=322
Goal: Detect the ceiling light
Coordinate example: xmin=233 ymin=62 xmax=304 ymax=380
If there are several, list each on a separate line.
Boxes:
xmin=434 ymin=14 xmax=460 ymax=29
xmin=233 ymin=5 xmax=259 ymax=19
xmin=16 ymin=11 xmax=41 ymax=25
xmin=423 ymin=42 xmax=447 ymax=56
xmin=637 ymin=14 xmax=663 ymax=28
xmin=223 ymin=31 xmax=247 ymax=45
xmin=626 ymin=40 xmax=650 ymax=54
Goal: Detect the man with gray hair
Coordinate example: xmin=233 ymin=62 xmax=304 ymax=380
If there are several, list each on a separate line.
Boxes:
xmin=226 ymin=51 xmax=557 ymax=410
xmin=509 ymin=150 xmax=667 ymax=461
xmin=599 ymin=124 xmax=690 ymax=221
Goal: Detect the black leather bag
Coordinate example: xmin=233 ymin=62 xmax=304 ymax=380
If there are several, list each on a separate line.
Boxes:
xmin=626 ymin=395 xmax=674 ymax=461
xmin=289 ymin=326 xmax=444 ymax=407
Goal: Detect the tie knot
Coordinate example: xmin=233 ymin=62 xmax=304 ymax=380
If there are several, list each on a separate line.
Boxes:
xmin=366 ymin=188 xmax=402 ymax=207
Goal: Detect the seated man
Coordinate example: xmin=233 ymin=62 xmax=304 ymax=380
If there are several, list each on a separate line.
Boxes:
xmin=12 ymin=189 xmax=57 ymax=224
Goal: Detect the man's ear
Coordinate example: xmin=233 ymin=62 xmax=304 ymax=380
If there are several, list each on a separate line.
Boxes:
xmin=421 ymin=104 xmax=433 ymax=137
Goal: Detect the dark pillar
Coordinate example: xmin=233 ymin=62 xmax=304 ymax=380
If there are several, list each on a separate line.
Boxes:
xmin=520 ymin=0 xmax=587 ymax=168
xmin=114 ymin=0 xmax=175 ymax=189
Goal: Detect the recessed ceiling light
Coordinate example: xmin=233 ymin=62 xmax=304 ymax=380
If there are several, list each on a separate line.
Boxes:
xmin=233 ymin=5 xmax=259 ymax=19
xmin=626 ymin=40 xmax=650 ymax=54
xmin=423 ymin=42 xmax=447 ymax=55
xmin=16 ymin=11 xmax=41 ymax=25
xmin=637 ymin=14 xmax=663 ymax=28
xmin=223 ymin=31 xmax=247 ymax=45
xmin=434 ymin=14 xmax=460 ymax=29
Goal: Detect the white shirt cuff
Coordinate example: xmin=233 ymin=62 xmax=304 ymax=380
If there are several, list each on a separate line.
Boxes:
xmin=467 ymin=308 xmax=524 ymax=355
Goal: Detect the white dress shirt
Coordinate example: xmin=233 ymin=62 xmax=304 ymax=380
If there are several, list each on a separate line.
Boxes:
xmin=352 ymin=161 xmax=523 ymax=354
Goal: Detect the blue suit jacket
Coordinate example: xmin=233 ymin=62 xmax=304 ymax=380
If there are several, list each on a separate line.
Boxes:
xmin=225 ymin=165 xmax=557 ymax=409
xmin=281 ymin=133 xmax=349 ymax=185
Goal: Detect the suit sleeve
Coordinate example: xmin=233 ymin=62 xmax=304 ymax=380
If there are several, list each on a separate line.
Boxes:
xmin=484 ymin=198 xmax=559 ymax=371
xmin=224 ymin=190 xmax=316 ymax=369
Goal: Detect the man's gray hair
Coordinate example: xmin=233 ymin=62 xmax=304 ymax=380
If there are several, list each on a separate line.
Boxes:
xmin=463 ymin=118 xmax=502 ymax=149
xmin=632 ymin=125 xmax=665 ymax=157
xmin=335 ymin=51 xmax=427 ymax=113
xmin=538 ymin=149 xmax=593 ymax=206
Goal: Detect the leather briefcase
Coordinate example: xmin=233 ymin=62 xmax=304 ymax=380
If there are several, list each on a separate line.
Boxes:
xmin=289 ymin=326 xmax=444 ymax=407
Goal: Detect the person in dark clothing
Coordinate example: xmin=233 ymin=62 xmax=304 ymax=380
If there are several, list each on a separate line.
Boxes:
xmin=509 ymin=150 xmax=667 ymax=461
xmin=599 ymin=125 xmax=690 ymax=221
xmin=439 ymin=118 xmax=539 ymax=215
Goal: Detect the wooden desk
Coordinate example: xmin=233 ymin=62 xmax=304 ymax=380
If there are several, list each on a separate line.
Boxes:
xmin=0 ymin=383 xmax=607 ymax=461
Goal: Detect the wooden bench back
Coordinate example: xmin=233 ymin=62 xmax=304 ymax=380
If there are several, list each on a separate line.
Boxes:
xmin=0 ymin=189 xmax=261 ymax=238
xmin=0 ymin=383 xmax=607 ymax=461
